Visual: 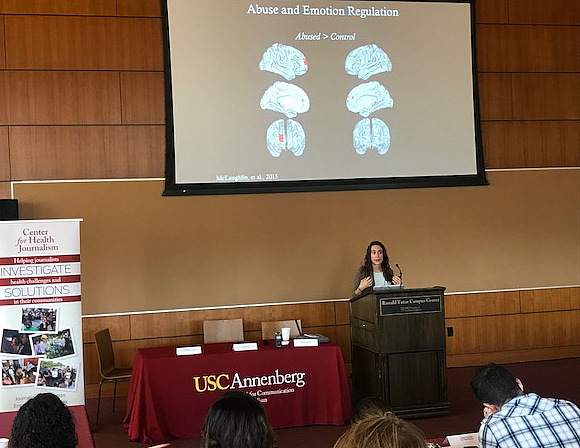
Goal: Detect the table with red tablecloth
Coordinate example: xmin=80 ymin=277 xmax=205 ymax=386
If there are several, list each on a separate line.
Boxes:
xmin=124 ymin=341 xmax=352 ymax=443
xmin=0 ymin=405 xmax=95 ymax=448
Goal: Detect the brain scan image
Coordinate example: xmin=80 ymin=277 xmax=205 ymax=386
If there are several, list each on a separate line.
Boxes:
xmin=346 ymin=81 xmax=393 ymax=117
xmin=353 ymin=117 xmax=391 ymax=155
xmin=259 ymin=43 xmax=308 ymax=81
xmin=266 ymin=118 xmax=305 ymax=157
xmin=260 ymin=81 xmax=310 ymax=118
xmin=345 ymin=44 xmax=392 ymax=80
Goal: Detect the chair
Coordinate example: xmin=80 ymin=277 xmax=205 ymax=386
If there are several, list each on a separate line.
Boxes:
xmin=261 ymin=319 xmax=302 ymax=340
xmin=203 ymin=318 xmax=244 ymax=344
xmin=94 ymin=328 xmax=132 ymax=425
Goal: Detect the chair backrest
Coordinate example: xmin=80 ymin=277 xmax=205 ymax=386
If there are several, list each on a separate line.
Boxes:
xmin=203 ymin=318 xmax=244 ymax=344
xmin=94 ymin=328 xmax=116 ymax=377
xmin=261 ymin=319 xmax=302 ymax=340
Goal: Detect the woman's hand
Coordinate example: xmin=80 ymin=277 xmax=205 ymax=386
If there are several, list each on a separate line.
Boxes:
xmin=355 ymin=276 xmax=373 ymax=295
xmin=392 ymin=275 xmax=401 ymax=285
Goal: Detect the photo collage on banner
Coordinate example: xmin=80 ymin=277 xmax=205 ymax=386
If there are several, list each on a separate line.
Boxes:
xmin=0 ymin=219 xmax=84 ymax=412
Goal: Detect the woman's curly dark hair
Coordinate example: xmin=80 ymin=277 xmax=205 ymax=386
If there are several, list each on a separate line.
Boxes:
xmin=201 ymin=391 xmax=274 ymax=448
xmin=9 ymin=393 xmax=78 ymax=448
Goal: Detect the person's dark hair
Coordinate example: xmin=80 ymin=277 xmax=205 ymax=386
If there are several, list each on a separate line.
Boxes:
xmin=201 ymin=391 xmax=274 ymax=448
xmin=333 ymin=411 xmax=426 ymax=448
xmin=470 ymin=363 xmax=522 ymax=407
xmin=9 ymin=392 xmax=77 ymax=448
xmin=361 ymin=240 xmax=394 ymax=281
xmin=351 ymin=396 xmax=390 ymax=423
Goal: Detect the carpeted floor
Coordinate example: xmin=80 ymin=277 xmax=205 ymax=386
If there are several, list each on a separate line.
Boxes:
xmin=87 ymin=357 xmax=580 ymax=448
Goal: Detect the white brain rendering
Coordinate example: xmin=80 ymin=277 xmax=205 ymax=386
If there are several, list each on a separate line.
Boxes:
xmin=346 ymin=81 xmax=393 ymax=117
xmin=266 ymin=119 xmax=305 ymax=157
xmin=353 ymin=118 xmax=391 ymax=155
xmin=345 ymin=44 xmax=392 ymax=80
xmin=259 ymin=43 xmax=308 ymax=81
xmin=260 ymin=81 xmax=310 ymax=118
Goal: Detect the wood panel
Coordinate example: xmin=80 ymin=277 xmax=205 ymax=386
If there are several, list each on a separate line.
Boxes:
xmin=0 ymin=0 xmax=116 ymax=15
xmin=511 ymin=74 xmax=580 ymax=120
xmin=508 ymin=0 xmax=580 ymax=25
xmin=447 ymin=345 xmax=580 ymax=367
xmin=120 ymin=72 xmax=167 ymax=124
xmin=445 ymin=291 xmax=520 ymax=318
xmin=482 ymin=121 xmax=580 ymax=168
xmin=0 ymin=17 xmax=4 ymax=69
xmin=446 ymin=310 xmax=580 ymax=355
xmin=520 ymin=287 xmax=580 ymax=313
xmin=0 ymin=127 xmax=9 ymax=180
xmin=117 ymin=0 xmax=161 ymax=17
xmin=81 ymin=315 xmax=131 ymax=343
xmin=478 ymin=73 xmax=513 ymax=121
xmin=0 ymin=182 xmax=11 ymax=198
xmin=4 ymin=15 xmax=163 ymax=70
xmin=474 ymin=0 xmax=509 ymax=24
xmin=477 ymin=25 xmax=580 ymax=72
xmin=9 ymin=125 xmax=164 ymax=180
xmin=0 ymin=71 xmax=121 ymax=125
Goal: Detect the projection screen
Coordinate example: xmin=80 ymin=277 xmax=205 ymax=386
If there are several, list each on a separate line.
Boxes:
xmin=162 ymin=0 xmax=487 ymax=195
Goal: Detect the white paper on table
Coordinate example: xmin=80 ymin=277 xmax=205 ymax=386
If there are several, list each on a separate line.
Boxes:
xmin=176 ymin=346 xmax=203 ymax=356
xmin=232 ymin=342 xmax=258 ymax=351
xmin=443 ymin=432 xmax=478 ymax=447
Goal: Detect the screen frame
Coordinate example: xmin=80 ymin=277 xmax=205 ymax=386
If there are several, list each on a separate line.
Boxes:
xmin=162 ymin=0 xmax=487 ymax=196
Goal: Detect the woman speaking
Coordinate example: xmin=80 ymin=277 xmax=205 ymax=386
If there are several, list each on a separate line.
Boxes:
xmin=353 ymin=240 xmax=401 ymax=297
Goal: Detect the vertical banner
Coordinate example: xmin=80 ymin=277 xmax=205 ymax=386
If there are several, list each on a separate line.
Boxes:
xmin=0 ymin=219 xmax=84 ymax=412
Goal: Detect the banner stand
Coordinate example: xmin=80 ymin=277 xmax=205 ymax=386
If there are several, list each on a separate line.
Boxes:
xmin=0 ymin=219 xmax=84 ymax=412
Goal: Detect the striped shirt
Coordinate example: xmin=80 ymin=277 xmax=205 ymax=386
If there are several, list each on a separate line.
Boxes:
xmin=479 ymin=393 xmax=580 ymax=448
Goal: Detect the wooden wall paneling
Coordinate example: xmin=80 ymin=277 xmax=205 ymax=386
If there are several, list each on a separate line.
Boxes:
xmin=477 ymin=25 xmax=580 ymax=73
xmin=520 ymin=287 xmax=580 ymax=313
xmin=0 ymin=17 xmax=5 ymax=69
xmin=4 ymin=16 xmax=163 ymax=70
xmin=130 ymin=310 xmax=203 ymax=339
xmin=2 ymin=71 xmax=121 ymax=125
xmin=474 ymin=0 xmax=509 ymax=24
xmin=447 ymin=345 xmax=580 ymax=367
xmin=335 ymin=301 xmax=350 ymax=325
xmin=482 ymin=121 xmax=580 ymax=169
xmin=120 ymin=72 xmax=165 ymax=124
xmin=446 ymin=310 xmax=580 ymax=356
xmin=484 ymin=124 xmax=579 ymax=167
xmin=445 ymin=291 xmax=520 ymax=318
xmin=117 ymin=0 xmax=161 ymax=17
xmin=9 ymin=125 xmax=165 ymax=180
xmin=446 ymin=315 xmax=521 ymax=355
xmin=0 ymin=127 xmax=9 ymax=180
xmin=334 ymin=324 xmax=352 ymax=362
xmin=507 ymin=0 xmax=580 ymax=25
xmin=511 ymin=74 xmax=580 ymax=120
xmin=477 ymin=73 xmax=513 ymax=120
xmin=523 ymin=311 xmax=580 ymax=349
xmin=82 ymin=315 xmax=131 ymax=342
xmin=0 ymin=1 xmax=116 ymax=15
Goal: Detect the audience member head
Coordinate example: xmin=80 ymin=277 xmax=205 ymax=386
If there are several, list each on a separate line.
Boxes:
xmin=351 ymin=397 xmax=390 ymax=422
xmin=9 ymin=392 xmax=77 ymax=448
xmin=333 ymin=411 xmax=426 ymax=448
xmin=201 ymin=391 xmax=274 ymax=448
xmin=470 ymin=363 xmax=523 ymax=408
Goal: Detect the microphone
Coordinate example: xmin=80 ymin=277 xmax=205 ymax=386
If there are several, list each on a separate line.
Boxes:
xmin=395 ymin=263 xmax=403 ymax=284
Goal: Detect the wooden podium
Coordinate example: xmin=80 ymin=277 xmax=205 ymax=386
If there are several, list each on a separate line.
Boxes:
xmin=350 ymin=286 xmax=449 ymax=418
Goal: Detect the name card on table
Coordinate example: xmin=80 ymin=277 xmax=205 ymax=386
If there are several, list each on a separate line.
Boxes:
xmin=443 ymin=432 xmax=478 ymax=447
xmin=176 ymin=346 xmax=203 ymax=356
xmin=233 ymin=342 xmax=258 ymax=351
xmin=293 ymin=338 xmax=319 ymax=347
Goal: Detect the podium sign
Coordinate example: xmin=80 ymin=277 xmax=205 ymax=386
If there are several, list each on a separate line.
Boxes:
xmin=350 ymin=287 xmax=449 ymax=418
xmin=0 ymin=219 xmax=84 ymax=413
